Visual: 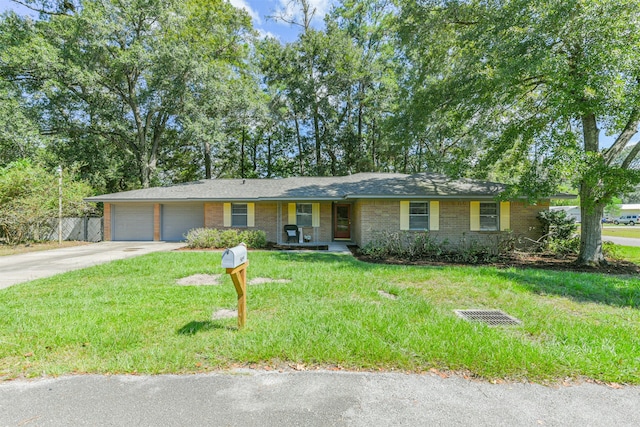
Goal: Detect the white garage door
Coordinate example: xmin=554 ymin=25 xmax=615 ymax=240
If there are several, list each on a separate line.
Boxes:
xmin=112 ymin=203 xmax=154 ymax=241
xmin=161 ymin=203 xmax=204 ymax=241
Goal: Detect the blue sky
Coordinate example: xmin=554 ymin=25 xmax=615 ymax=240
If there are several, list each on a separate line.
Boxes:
xmin=0 ymin=0 xmax=336 ymax=43
xmin=230 ymin=0 xmax=336 ymax=42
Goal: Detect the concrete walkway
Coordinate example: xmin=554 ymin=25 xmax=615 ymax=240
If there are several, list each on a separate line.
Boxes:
xmin=0 ymin=242 xmax=185 ymax=290
xmin=1 ymin=370 xmax=638 ymax=426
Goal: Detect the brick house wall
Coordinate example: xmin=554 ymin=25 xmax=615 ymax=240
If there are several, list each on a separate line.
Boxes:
xmin=355 ymin=199 xmax=547 ymax=248
xmin=204 ymin=201 xmax=278 ymax=242
xmin=103 ymin=203 xmax=111 ymax=241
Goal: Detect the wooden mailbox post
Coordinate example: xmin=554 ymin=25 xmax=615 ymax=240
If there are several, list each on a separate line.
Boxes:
xmin=221 ymin=244 xmax=248 ymax=329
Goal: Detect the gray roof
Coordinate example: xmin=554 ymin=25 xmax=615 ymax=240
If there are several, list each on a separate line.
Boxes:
xmin=85 ymin=172 xmax=537 ymax=202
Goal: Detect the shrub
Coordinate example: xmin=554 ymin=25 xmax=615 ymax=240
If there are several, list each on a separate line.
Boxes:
xmin=536 ymin=210 xmax=579 ymax=255
xmin=185 ymin=228 xmax=267 ymax=249
xmin=359 ymin=231 xmax=504 ymax=264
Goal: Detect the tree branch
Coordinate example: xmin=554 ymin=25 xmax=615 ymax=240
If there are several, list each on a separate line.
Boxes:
xmin=621 ymin=140 xmax=640 ymax=169
xmin=10 ymin=0 xmax=73 ymax=16
xmin=603 ymin=106 xmax=640 ymax=166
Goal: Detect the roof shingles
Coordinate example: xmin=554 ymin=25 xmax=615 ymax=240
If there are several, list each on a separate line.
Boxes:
xmin=86 ymin=172 xmax=508 ymax=202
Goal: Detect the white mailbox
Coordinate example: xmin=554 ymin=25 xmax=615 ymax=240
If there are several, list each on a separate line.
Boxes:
xmin=221 ymin=244 xmax=248 ymax=268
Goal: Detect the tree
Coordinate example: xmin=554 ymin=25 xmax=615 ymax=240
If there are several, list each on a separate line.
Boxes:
xmin=1 ymin=0 xmax=254 ymax=189
xmin=0 ymin=159 xmax=94 ymax=244
xmin=397 ymin=0 xmax=640 ymax=265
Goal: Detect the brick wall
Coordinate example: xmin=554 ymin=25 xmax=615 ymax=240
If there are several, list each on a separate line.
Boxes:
xmin=153 ymin=203 xmax=161 ymax=241
xmin=356 ymin=199 xmax=547 ymax=249
xmin=204 ymin=202 xmax=224 ymax=228
xmin=255 ymin=202 xmax=278 ymax=242
xmin=356 ymin=200 xmax=399 ymax=246
xmin=103 ymin=203 xmax=111 ymax=241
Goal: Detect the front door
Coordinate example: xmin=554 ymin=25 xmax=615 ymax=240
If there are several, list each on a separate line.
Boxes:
xmin=334 ymin=204 xmax=351 ymax=239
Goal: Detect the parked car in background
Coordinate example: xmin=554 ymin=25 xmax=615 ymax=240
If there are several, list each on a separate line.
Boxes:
xmin=614 ymin=215 xmax=639 ymax=225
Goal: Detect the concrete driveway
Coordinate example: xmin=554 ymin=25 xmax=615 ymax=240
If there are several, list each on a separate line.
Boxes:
xmin=0 ymin=242 xmax=185 ymax=290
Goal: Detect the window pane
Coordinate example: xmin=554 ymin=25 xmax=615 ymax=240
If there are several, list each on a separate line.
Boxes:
xmin=409 ymin=216 xmax=428 ymax=230
xmin=480 ymin=215 xmax=497 ymax=230
xmin=410 ymin=202 xmax=428 ymax=215
xmin=232 ymin=204 xmax=247 ymax=215
xmin=232 ymin=203 xmax=247 ymax=227
xmin=479 ymin=203 xmax=497 ymax=215
xmin=409 ymin=202 xmax=429 ymax=230
xmin=296 ymin=203 xmax=312 ymax=227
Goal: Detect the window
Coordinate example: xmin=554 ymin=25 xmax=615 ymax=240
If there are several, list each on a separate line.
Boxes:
xmin=296 ymin=203 xmax=313 ymax=227
xmin=409 ymin=202 xmax=429 ymax=230
xmin=232 ymin=203 xmax=248 ymax=227
xmin=479 ymin=202 xmax=498 ymax=231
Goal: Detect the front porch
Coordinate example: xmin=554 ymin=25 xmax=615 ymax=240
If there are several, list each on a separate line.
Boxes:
xmin=269 ymin=241 xmax=352 ymax=254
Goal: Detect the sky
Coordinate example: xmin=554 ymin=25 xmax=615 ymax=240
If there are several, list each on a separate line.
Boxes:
xmin=0 ymin=0 xmax=337 ymax=43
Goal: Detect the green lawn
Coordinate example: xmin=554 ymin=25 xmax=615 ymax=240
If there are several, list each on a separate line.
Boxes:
xmin=602 ymin=225 xmax=640 ymax=239
xmin=1 ymin=251 xmax=639 ymax=384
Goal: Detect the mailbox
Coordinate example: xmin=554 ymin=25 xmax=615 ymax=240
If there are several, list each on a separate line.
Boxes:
xmin=221 ymin=244 xmax=247 ymax=268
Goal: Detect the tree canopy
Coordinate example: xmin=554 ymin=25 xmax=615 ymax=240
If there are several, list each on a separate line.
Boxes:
xmin=2 ymin=0 xmax=640 ymax=262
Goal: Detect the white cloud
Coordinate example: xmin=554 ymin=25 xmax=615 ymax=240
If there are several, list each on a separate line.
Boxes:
xmin=276 ymin=0 xmax=334 ymax=26
xmin=229 ymin=0 xmax=261 ymax=24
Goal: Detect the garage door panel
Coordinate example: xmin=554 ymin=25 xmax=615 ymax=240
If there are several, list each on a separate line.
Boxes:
xmin=162 ymin=203 xmax=204 ymax=241
xmin=112 ymin=204 xmax=154 ymax=241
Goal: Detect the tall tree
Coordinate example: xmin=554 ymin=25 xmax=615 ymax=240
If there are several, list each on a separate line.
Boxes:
xmin=398 ymin=0 xmax=640 ymax=265
xmin=1 ymin=0 xmax=253 ymax=189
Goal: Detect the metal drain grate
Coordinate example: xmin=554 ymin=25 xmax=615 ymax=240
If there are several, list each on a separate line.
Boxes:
xmin=454 ymin=309 xmax=522 ymax=326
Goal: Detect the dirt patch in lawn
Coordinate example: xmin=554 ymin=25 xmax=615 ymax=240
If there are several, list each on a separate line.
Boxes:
xmin=177 ymin=274 xmax=292 ymax=286
xmin=249 ymin=277 xmax=292 ymax=285
xmin=351 ymin=247 xmax=640 ymax=276
xmin=176 ymin=274 xmax=223 ymax=286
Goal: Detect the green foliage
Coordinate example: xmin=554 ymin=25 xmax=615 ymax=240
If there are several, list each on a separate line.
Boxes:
xmin=0 ymin=160 xmax=94 ymax=245
xmin=185 ymin=228 xmax=267 ymax=249
xmin=396 ymin=0 xmax=640 ymax=264
xmin=536 ymin=210 xmax=579 ymax=255
xmin=359 ymin=231 xmax=506 ymax=264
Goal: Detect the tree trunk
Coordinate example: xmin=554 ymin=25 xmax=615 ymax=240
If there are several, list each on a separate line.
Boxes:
xmin=576 ymin=112 xmax=605 ymax=265
xmin=294 ymin=115 xmax=304 ymax=175
xmin=313 ymin=103 xmax=322 ymax=175
xmin=266 ymin=135 xmax=272 ymax=178
xmin=240 ymin=126 xmax=246 ymax=178
xmin=577 ymin=199 xmax=605 ymax=265
xmin=204 ymin=141 xmax=212 ymax=180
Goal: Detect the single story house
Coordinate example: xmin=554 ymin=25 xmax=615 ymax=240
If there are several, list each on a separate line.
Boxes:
xmin=86 ymin=172 xmax=563 ymax=247
xmin=619 ymin=204 xmax=640 ymax=216
xmin=549 ymin=205 xmax=581 ymax=222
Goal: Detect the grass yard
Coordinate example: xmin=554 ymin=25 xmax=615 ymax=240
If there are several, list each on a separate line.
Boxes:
xmin=608 ymin=245 xmax=640 ymax=265
xmin=602 ymin=226 xmax=640 ymax=239
xmin=0 ymin=241 xmax=89 ymax=256
xmin=1 ymin=251 xmax=639 ymax=384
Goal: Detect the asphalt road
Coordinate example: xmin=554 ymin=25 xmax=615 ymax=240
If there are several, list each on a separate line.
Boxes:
xmin=1 ymin=370 xmax=638 ymax=426
xmin=602 ymin=235 xmax=640 ymax=247
xmin=0 ymin=242 xmax=185 ymax=289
